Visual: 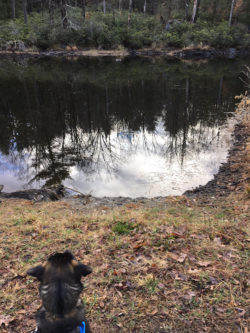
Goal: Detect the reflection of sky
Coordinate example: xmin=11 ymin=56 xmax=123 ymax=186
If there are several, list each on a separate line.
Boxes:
xmin=0 ymin=151 xmax=41 ymax=192
xmin=0 ymin=117 xmax=236 ymax=197
xmin=64 ymin=117 xmax=236 ymax=197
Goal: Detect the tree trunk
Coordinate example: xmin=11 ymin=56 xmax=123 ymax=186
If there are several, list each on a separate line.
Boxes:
xmin=167 ymin=0 xmax=172 ymax=20
xmin=119 ymin=0 xmax=122 ymax=12
xmin=212 ymin=0 xmax=217 ymax=17
xmin=61 ymin=0 xmax=68 ymax=29
xmin=82 ymin=0 xmax=86 ymax=21
xmin=48 ymin=0 xmax=54 ymax=26
xmin=185 ymin=0 xmax=189 ymax=21
xmin=23 ymin=0 xmax=28 ymax=24
xmin=128 ymin=0 xmax=132 ymax=27
xmin=28 ymin=0 xmax=33 ymax=13
xmin=228 ymin=0 xmax=236 ymax=27
xmin=103 ymin=0 xmax=106 ymax=14
xmin=11 ymin=0 xmax=16 ymax=19
xmin=191 ymin=0 xmax=200 ymax=23
xmin=143 ymin=0 xmax=147 ymax=16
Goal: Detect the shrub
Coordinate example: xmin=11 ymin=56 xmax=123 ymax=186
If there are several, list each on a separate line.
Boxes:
xmin=164 ymin=32 xmax=184 ymax=48
xmin=0 ymin=11 xmax=249 ymax=51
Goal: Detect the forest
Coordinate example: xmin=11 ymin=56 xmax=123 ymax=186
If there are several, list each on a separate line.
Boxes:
xmin=0 ymin=0 xmax=250 ymax=51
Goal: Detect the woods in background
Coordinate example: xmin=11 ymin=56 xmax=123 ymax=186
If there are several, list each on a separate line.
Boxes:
xmin=1 ymin=0 xmax=249 ymax=25
xmin=0 ymin=0 xmax=249 ymax=50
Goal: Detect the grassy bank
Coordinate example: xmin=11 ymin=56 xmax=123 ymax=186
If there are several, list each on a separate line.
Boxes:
xmin=0 ymin=11 xmax=249 ymax=52
xmin=0 ymin=97 xmax=249 ymax=333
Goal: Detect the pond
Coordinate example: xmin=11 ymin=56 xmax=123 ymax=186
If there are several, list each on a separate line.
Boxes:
xmin=0 ymin=57 xmax=248 ymax=197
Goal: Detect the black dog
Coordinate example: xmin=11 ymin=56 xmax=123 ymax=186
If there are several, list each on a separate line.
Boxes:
xmin=27 ymin=251 xmax=92 ymax=333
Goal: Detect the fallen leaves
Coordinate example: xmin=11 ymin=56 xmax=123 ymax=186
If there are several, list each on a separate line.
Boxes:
xmin=167 ymin=252 xmax=187 ymax=263
xmin=0 ymin=315 xmax=13 ymax=328
xmin=132 ymin=240 xmax=147 ymax=250
xmin=197 ymin=260 xmax=212 ymax=267
xmin=0 ymin=185 xmax=249 ymax=333
xmin=147 ymin=308 xmax=158 ymax=316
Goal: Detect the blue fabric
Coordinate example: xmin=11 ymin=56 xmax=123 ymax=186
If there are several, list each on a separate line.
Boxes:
xmin=79 ymin=321 xmax=86 ymax=333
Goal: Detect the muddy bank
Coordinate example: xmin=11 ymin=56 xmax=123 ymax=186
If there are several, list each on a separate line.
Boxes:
xmin=0 ymin=184 xmax=167 ymax=209
xmin=185 ymin=97 xmax=249 ymax=197
xmin=0 ymin=47 xmax=249 ymax=60
xmin=132 ymin=47 xmax=250 ymax=59
xmin=0 ymin=185 xmax=65 ymax=202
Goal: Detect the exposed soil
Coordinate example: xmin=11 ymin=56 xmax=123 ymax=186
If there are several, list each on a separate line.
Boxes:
xmin=0 ymin=47 xmax=249 ymax=60
xmin=185 ymin=98 xmax=250 ymax=197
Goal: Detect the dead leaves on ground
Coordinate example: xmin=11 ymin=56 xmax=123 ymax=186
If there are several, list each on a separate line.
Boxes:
xmin=0 ymin=197 xmax=249 ymax=332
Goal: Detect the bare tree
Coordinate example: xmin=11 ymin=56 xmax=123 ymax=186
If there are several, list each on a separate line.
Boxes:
xmin=191 ymin=0 xmax=200 ymax=23
xmin=128 ymin=0 xmax=133 ymax=27
xmin=48 ymin=0 xmax=54 ymax=26
xmin=228 ymin=0 xmax=236 ymax=27
xmin=185 ymin=0 xmax=189 ymax=21
xmin=119 ymin=0 xmax=122 ymax=12
xmin=143 ymin=0 xmax=147 ymax=16
xmin=212 ymin=0 xmax=217 ymax=17
xmin=61 ymin=0 xmax=68 ymax=29
xmin=82 ymin=0 xmax=86 ymax=21
xmin=11 ymin=0 xmax=16 ymax=19
xmin=103 ymin=0 xmax=106 ymax=14
xmin=23 ymin=0 xmax=28 ymax=24
xmin=167 ymin=0 xmax=172 ymax=20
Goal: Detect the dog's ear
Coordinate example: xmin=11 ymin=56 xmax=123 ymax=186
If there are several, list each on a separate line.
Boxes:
xmin=27 ymin=265 xmax=45 ymax=281
xmin=74 ymin=264 xmax=92 ymax=277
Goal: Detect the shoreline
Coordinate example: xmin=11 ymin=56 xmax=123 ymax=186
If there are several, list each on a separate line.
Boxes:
xmin=0 ymin=47 xmax=249 ymax=60
xmin=1 ymin=95 xmax=249 ymax=208
xmin=184 ymin=98 xmax=249 ymax=197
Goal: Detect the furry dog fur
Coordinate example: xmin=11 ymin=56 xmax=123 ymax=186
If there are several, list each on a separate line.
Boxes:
xmin=27 ymin=251 xmax=92 ymax=333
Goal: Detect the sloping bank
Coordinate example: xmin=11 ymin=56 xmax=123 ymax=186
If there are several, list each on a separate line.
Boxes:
xmin=185 ymin=94 xmax=250 ymax=197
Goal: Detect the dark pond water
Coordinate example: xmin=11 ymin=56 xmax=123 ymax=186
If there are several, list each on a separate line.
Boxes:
xmin=0 ymin=57 xmax=248 ymax=197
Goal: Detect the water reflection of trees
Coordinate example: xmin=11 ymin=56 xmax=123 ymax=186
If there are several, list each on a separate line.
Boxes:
xmin=0 ymin=58 xmax=244 ymax=188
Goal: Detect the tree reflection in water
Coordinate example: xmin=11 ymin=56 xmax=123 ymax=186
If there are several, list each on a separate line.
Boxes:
xmin=0 ymin=57 xmax=246 ymax=196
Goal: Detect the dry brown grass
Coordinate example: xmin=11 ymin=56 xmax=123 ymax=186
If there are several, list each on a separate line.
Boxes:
xmin=0 ymin=192 xmax=249 ymax=333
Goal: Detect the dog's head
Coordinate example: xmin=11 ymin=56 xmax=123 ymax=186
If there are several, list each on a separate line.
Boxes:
xmin=27 ymin=251 xmax=92 ymax=316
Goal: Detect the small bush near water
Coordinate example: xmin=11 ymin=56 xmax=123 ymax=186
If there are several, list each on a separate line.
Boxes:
xmin=0 ymin=10 xmax=249 ymax=51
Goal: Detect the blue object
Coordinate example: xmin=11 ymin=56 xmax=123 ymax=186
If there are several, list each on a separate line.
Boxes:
xmin=79 ymin=321 xmax=86 ymax=333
